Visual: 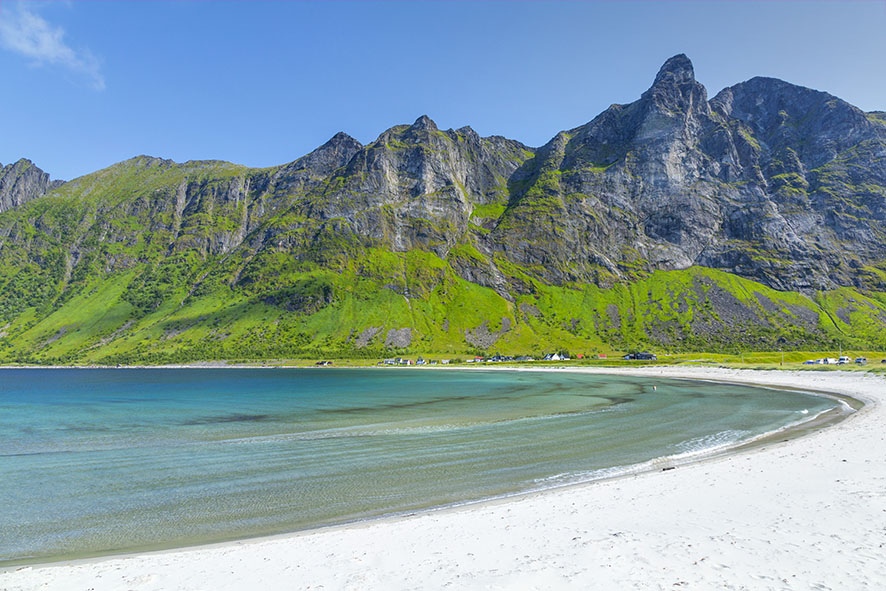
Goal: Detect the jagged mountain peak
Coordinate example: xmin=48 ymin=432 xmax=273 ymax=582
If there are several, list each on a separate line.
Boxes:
xmin=642 ymin=53 xmax=707 ymax=110
xmin=6 ymin=157 xmax=34 ymax=170
xmin=325 ymin=131 xmax=362 ymax=148
xmin=711 ymin=75 xmax=831 ymax=110
xmin=0 ymin=158 xmax=62 ymax=213
xmin=277 ymin=131 xmax=363 ymax=181
xmin=312 ymin=131 xmax=363 ymax=160
xmin=653 ymin=53 xmax=695 ymax=86
xmin=368 ymin=116 xmax=439 ymax=146
xmin=711 ymin=75 xmax=883 ymax=168
xmin=411 ymin=115 xmax=438 ymax=132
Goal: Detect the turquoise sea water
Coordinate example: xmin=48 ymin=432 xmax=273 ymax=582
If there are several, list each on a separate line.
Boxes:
xmin=0 ymin=368 xmax=837 ymax=565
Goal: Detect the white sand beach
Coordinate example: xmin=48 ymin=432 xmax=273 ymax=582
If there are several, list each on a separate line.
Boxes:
xmin=3 ymin=367 xmax=885 ymax=590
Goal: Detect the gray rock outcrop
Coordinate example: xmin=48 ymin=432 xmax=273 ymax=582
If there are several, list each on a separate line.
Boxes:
xmin=0 ymin=159 xmax=63 ymax=213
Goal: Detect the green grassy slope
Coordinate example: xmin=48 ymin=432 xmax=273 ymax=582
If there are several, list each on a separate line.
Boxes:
xmin=2 ymin=249 xmax=884 ymax=365
xmin=2 ymin=155 xmax=886 ymax=365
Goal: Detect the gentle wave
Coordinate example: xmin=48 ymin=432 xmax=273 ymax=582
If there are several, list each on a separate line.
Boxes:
xmin=674 ymin=429 xmax=751 ymax=454
xmin=528 ymin=406 xmax=839 ymax=494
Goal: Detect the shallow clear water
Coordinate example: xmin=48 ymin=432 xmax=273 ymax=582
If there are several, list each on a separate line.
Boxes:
xmin=0 ymin=368 xmax=836 ymax=564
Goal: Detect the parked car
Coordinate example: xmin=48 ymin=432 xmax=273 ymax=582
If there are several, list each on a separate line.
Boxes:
xmin=837 ymin=356 xmax=853 ymax=364
xmin=802 ymin=360 xmax=818 ymax=365
xmin=855 ymin=357 xmax=867 ymax=364
xmin=624 ymin=352 xmax=657 ymax=361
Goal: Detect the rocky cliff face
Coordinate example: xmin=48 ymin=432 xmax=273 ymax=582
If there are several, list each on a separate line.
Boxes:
xmin=482 ymin=55 xmax=886 ymax=292
xmin=294 ymin=116 xmax=532 ymax=257
xmin=0 ymin=159 xmax=63 ymax=213
xmin=197 ymin=53 xmax=880 ymax=296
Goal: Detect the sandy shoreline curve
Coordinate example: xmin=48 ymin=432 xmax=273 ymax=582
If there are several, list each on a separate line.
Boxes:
xmin=2 ymin=367 xmax=884 ymax=590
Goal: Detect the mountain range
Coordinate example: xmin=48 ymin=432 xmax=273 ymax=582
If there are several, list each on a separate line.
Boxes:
xmin=1 ymin=54 xmax=885 ymax=364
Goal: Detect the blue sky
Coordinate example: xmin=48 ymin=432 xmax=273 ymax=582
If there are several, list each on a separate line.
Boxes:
xmin=1 ymin=1 xmax=884 ymax=180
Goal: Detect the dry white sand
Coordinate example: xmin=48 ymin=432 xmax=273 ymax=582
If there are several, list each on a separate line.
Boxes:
xmin=3 ymin=367 xmax=885 ymax=590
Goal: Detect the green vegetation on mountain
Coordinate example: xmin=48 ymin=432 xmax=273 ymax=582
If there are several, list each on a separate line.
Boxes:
xmin=1 ymin=231 xmax=884 ymax=365
xmin=2 ymin=55 xmax=885 ymax=364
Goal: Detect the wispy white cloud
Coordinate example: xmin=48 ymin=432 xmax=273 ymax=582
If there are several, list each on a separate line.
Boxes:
xmin=0 ymin=2 xmax=104 ymax=90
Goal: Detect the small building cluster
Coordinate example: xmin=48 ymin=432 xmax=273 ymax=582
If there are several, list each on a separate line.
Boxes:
xmin=374 ymin=352 xmax=605 ymax=365
xmin=466 ymin=355 xmax=535 ymax=363
xmin=541 ymin=353 xmax=568 ymax=361
xmin=379 ymin=357 xmax=447 ymax=366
